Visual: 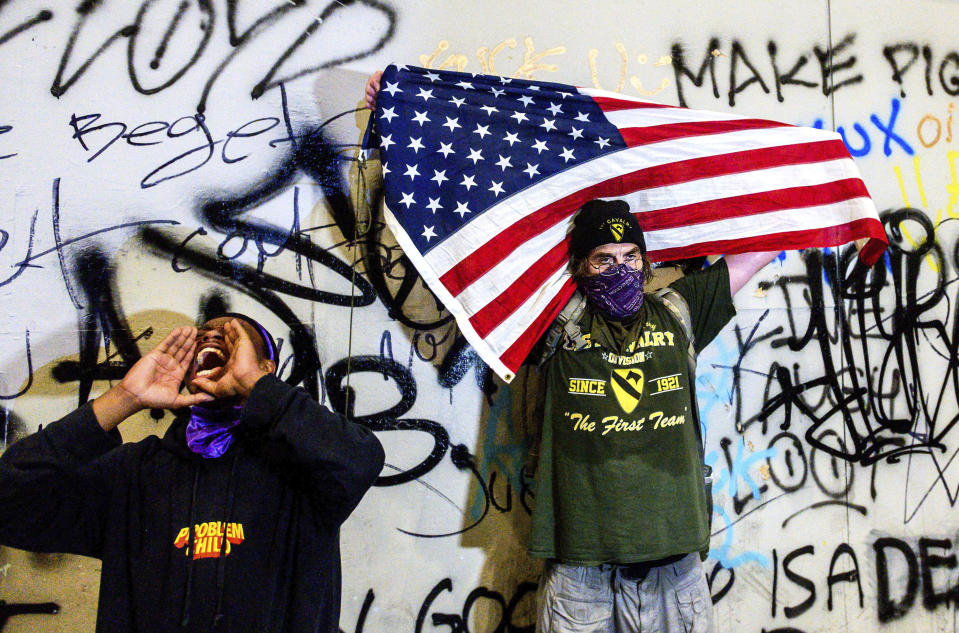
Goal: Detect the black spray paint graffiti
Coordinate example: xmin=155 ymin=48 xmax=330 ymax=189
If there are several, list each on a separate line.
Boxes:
xmin=0 ymin=331 xmax=32 ymax=402
xmin=670 ymin=33 xmax=862 ymax=107
xmin=132 ymin=88 xmax=495 ymax=397
xmin=137 ymin=102 xmax=384 ymax=399
xmin=27 ymin=95 xmax=504 ymax=535
xmin=0 ymin=0 xmax=398 ymax=113
xmin=0 ymin=601 xmax=60 ymax=632
xmin=67 ymin=109 xmax=286 ymax=189
xmin=874 ymin=534 xmax=959 ymax=623
xmin=0 ymin=121 xmax=14 ymax=160
xmin=668 ymin=34 xmax=959 ymax=108
xmin=0 ymin=407 xmax=25 ymax=449
xmin=0 ymin=4 xmax=52 ymax=49
xmin=339 ymin=578 xmax=536 ymax=633
xmin=66 ymin=79 xmax=312 ymax=189
xmin=883 ymin=42 xmax=959 ymax=99
xmin=710 ymin=533 xmax=959 ymax=626
xmin=721 ymin=209 xmax=959 ymax=476
xmin=768 ymin=543 xmax=864 ymax=620
xmin=707 ymin=427 xmax=868 ymax=529
xmin=50 ymin=247 xmax=163 ymax=414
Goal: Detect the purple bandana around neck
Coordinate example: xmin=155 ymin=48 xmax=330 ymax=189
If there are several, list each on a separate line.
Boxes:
xmin=581 ymin=264 xmax=646 ymax=319
xmin=186 ymin=403 xmax=244 ymax=459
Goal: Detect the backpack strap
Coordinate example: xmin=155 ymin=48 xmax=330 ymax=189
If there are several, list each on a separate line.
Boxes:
xmin=654 ymin=287 xmax=695 ymax=373
xmin=537 ymin=290 xmax=589 ymax=365
xmin=654 ymin=287 xmax=714 ymax=535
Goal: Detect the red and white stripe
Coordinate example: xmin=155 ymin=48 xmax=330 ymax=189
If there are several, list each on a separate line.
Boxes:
xmin=383 ymin=88 xmax=886 ymax=382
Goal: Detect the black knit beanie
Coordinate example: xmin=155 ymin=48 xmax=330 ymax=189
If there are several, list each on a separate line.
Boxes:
xmin=569 ymin=199 xmax=646 ymax=259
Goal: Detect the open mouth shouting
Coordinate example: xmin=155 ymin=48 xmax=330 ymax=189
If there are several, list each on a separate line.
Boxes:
xmin=191 ymin=340 xmax=229 ymax=384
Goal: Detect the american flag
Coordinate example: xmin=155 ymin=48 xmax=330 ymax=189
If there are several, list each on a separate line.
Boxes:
xmin=368 ymin=64 xmax=887 ymax=382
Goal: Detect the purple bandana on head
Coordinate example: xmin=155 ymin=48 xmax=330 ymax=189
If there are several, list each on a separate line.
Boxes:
xmin=581 ymin=264 xmax=646 ymax=319
xmin=186 ymin=403 xmax=244 ymax=459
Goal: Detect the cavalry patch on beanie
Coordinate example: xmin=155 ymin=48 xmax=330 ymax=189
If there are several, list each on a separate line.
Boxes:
xmin=569 ymin=199 xmax=646 ymax=259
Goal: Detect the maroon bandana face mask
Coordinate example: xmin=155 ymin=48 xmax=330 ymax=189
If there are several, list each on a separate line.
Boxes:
xmin=581 ymin=264 xmax=646 ymax=319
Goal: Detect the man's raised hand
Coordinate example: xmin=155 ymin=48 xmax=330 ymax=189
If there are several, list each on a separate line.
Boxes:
xmin=364 ymin=70 xmax=383 ymax=110
xmin=190 ymin=320 xmax=271 ymax=402
xmin=93 ymin=327 xmax=214 ymax=431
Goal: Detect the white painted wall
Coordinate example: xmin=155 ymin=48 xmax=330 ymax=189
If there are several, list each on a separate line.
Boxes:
xmin=0 ymin=1 xmax=956 ymax=631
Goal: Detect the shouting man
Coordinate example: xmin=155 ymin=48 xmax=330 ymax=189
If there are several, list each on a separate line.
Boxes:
xmin=0 ymin=314 xmax=384 ymax=633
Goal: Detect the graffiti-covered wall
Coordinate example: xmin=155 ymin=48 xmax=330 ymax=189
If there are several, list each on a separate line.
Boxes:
xmin=0 ymin=1 xmax=957 ymax=631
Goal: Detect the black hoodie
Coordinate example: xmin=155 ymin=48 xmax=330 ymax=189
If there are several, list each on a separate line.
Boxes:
xmin=0 ymin=374 xmax=385 ymax=633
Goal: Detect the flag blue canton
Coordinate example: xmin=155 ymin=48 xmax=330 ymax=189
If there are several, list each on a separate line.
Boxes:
xmin=374 ymin=65 xmax=627 ymax=253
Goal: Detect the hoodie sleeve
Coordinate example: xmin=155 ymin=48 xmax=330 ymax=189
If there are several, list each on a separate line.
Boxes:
xmin=239 ymin=374 xmax=385 ymax=527
xmin=0 ymin=403 xmax=122 ymax=557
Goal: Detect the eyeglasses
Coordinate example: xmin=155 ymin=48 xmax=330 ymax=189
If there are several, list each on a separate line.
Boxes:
xmin=586 ymin=252 xmax=643 ymax=276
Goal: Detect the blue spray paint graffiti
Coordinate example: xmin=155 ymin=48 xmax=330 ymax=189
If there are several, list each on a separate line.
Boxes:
xmin=469 ymin=384 xmax=529 ymax=520
xmin=811 ymin=97 xmax=914 ymax=158
xmin=698 ymin=333 xmax=774 ymax=569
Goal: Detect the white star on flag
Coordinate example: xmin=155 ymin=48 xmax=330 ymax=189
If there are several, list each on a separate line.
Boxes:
xmin=380 ymin=107 xmax=398 ymax=123
xmin=431 ymin=169 xmax=449 ymax=185
xmin=398 ymin=191 xmax=415 ymax=208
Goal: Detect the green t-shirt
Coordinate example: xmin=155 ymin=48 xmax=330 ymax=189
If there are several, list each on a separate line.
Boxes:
xmin=528 ymin=260 xmax=735 ymax=565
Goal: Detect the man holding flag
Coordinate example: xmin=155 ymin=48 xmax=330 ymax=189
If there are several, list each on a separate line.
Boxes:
xmin=364 ymin=64 xmax=885 ymax=632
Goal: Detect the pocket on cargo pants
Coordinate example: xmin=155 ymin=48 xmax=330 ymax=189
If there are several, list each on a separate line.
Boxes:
xmin=671 ymin=555 xmax=713 ymax=633
xmin=537 ymin=562 xmax=613 ymax=633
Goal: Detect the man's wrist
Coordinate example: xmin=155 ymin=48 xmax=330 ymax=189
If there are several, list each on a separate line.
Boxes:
xmin=91 ymin=384 xmax=143 ymax=431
